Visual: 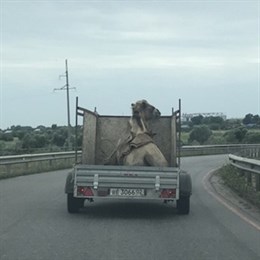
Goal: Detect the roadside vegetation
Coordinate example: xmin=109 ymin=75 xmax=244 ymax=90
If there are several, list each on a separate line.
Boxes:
xmin=217 ymin=164 xmax=260 ymax=209
xmin=0 ymin=125 xmax=83 ymax=156
xmin=181 ymin=113 xmax=260 ymax=146
xmin=1 ymin=113 xmax=260 ymax=156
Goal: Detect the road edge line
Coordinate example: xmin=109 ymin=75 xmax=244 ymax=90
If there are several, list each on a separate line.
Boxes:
xmin=202 ymin=168 xmax=260 ymax=232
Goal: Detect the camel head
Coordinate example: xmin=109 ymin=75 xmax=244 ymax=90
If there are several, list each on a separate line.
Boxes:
xmin=131 ymin=100 xmax=161 ymax=121
xmin=130 ymin=100 xmax=161 ymax=137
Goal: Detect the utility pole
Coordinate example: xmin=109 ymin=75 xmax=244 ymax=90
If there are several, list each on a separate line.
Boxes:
xmin=54 ymin=59 xmax=76 ymax=149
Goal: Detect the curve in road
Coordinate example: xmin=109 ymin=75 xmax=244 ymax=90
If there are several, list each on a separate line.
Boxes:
xmin=0 ymin=155 xmax=259 ymax=260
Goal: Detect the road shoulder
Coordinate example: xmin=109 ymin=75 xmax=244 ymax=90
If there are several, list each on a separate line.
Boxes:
xmin=204 ymin=169 xmax=260 ymax=230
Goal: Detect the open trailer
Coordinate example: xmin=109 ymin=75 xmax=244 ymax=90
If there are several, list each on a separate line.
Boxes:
xmin=65 ymin=98 xmax=192 ymax=214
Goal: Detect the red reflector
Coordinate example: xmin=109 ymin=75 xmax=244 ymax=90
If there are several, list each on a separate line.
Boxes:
xmin=77 ymin=186 xmax=94 ymax=197
xmin=160 ymin=189 xmax=176 ymax=198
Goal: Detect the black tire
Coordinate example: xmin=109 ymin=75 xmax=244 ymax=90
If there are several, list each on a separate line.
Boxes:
xmin=67 ymin=193 xmax=84 ymax=214
xmin=177 ymin=196 xmax=190 ymax=214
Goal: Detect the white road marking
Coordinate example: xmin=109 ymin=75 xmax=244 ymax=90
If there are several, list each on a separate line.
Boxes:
xmin=203 ymin=169 xmax=260 ymax=232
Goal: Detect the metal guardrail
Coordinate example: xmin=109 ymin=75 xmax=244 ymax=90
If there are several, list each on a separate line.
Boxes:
xmin=228 ymin=154 xmax=260 ymax=192
xmin=0 ymin=151 xmax=82 ymax=179
xmin=1 ymin=144 xmax=260 ymax=164
xmin=0 ymin=151 xmax=78 ymax=164
xmin=182 ymin=144 xmax=260 ymax=157
xmin=1 ymin=145 xmax=260 ymax=179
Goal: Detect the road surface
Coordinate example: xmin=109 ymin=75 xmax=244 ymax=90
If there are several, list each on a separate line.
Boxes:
xmin=0 ymin=155 xmax=260 ymax=260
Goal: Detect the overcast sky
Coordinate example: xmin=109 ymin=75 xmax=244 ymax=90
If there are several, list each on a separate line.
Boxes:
xmin=1 ymin=0 xmax=259 ymax=129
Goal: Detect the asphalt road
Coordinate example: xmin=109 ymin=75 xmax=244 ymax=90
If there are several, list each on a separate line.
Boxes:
xmin=0 ymin=155 xmax=260 ymax=260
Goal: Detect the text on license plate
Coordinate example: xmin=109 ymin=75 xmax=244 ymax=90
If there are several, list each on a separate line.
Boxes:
xmin=110 ymin=188 xmax=145 ymax=197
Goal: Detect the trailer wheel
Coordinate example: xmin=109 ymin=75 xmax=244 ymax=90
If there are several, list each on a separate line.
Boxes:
xmin=177 ymin=196 xmax=190 ymax=215
xmin=67 ymin=193 xmax=84 ymax=213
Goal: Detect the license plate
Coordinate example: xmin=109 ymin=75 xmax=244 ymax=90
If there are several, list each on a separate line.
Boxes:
xmin=110 ymin=188 xmax=145 ymax=197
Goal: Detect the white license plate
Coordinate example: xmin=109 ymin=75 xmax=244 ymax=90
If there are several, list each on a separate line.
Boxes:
xmin=110 ymin=188 xmax=145 ymax=197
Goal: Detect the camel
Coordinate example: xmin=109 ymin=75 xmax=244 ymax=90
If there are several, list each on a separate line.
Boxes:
xmin=130 ymin=99 xmax=160 ymax=137
xmin=105 ymin=100 xmax=168 ymax=167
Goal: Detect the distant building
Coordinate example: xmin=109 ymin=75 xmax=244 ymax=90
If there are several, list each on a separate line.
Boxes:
xmin=182 ymin=112 xmax=227 ymax=122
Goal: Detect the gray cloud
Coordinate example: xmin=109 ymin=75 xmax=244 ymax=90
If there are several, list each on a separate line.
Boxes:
xmin=1 ymin=1 xmax=259 ymax=128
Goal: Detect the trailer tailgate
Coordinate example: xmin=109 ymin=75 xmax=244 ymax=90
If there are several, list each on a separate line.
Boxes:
xmin=73 ymin=164 xmax=180 ymax=200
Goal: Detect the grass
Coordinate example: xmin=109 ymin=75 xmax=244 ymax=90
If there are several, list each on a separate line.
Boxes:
xmin=217 ymin=164 xmax=260 ymax=209
xmin=181 ymin=132 xmax=190 ymax=145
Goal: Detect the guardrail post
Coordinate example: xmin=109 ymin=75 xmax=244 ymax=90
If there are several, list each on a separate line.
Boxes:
xmin=246 ymin=172 xmax=252 ymax=186
xmin=25 ymin=161 xmax=29 ymax=174
xmin=248 ymin=148 xmax=251 ymax=158
xmin=255 ymin=174 xmax=260 ymax=191
xmin=252 ymin=148 xmax=256 ymax=158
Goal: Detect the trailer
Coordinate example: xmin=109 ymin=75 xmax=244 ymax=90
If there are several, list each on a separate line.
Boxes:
xmin=65 ymin=98 xmax=192 ymax=214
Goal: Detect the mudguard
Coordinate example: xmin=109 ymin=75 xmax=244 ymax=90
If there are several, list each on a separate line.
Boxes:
xmin=179 ymin=170 xmax=192 ymax=197
xmin=65 ymin=170 xmax=74 ymax=194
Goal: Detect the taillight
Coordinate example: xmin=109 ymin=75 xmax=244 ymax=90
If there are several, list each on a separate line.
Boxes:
xmin=77 ymin=186 xmax=94 ymax=197
xmin=160 ymin=189 xmax=176 ymax=198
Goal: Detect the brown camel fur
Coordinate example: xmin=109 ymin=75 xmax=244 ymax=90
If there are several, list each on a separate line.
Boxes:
xmin=105 ymin=100 xmax=168 ymax=167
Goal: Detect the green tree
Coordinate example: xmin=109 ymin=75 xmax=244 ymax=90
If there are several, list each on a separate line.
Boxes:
xmin=253 ymin=115 xmax=260 ymax=125
xmin=224 ymin=127 xmax=248 ymax=143
xmin=206 ymin=135 xmax=226 ymax=145
xmin=188 ymin=125 xmax=212 ymax=144
xmin=202 ymin=116 xmax=224 ymax=130
xmin=10 ymin=125 xmax=33 ymax=140
xmin=2 ymin=132 xmax=14 ymax=142
xmin=243 ymin=132 xmax=260 ymax=144
xmin=52 ymin=133 xmax=66 ymax=147
xmin=22 ymin=134 xmax=37 ymax=149
xmin=51 ymin=124 xmax=57 ymax=130
xmin=0 ymin=141 xmax=6 ymax=155
xmin=223 ymin=119 xmax=242 ymax=130
xmin=242 ymin=114 xmax=255 ymax=125
xmin=35 ymin=134 xmax=48 ymax=148
xmin=190 ymin=115 xmax=204 ymax=126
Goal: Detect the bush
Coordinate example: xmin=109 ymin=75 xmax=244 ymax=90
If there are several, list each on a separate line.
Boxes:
xmin=205 ymin=135 xmax=226 ymax=145
xmin=52 ymin=133 xmax=66 ymax=147
xmin=243 ymin=132 xmax=260 ymax=144
xmin=218 ymin=164 xmax=260 ymax=208
xmin=224 ymin=126 xmax=247 ymax=143
xmin=0 ymin=133 xmax=14 ymax=142
xmin=188 ymin=125 xmax=212 ymax=144
xmin=22 ymin=134 xmax=37 ymax=149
